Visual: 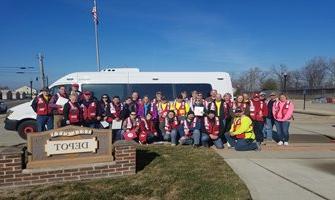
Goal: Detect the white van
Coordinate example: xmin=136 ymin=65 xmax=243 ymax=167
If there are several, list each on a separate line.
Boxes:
xmin=4 ymin=68 xmax=233 ymax=139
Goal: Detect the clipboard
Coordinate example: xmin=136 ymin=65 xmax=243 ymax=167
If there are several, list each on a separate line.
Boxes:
xmin=111 ymin=120 xmax=122 ymax=129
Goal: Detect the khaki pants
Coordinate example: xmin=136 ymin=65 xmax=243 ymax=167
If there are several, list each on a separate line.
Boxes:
xmin=53 ymin=115 xmax=63 ymax=129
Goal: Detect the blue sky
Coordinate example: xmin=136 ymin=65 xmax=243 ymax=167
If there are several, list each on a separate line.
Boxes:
xmin=1 ymin=0 xmax=335 ymax=89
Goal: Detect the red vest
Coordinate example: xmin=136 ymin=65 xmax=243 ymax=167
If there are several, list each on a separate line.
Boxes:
xmin=164 ymin=117 xmax=179 ymax=131
xmin=68 ymin=102 xmax=80 ymax=124
xmin=82 ymin=101 xmax=97 ymax=120
xmin=204 ymin=116 xmax=220 ymax=135
xmin=182 ymin=118 xmax=198 ymax=136
xmin=250 ymin=100 xmax=265 ymax=121
xmin=36 ymin=96 xmax=49 ymax=115
xmin=274 ymin=101 xmax=291 ymax=120
xmin=125 ymin=117 xmax=140 ymax=131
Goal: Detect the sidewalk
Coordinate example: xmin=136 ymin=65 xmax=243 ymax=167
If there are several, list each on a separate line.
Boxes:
xmin=216 ymin=124 xmax=335 ymax=200
xmin=293 ymin=99 xmax=335 ymax=116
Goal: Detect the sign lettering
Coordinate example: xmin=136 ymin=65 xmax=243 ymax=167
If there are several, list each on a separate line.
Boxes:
xmin=45 ymin=138 xmax=98 ymax=156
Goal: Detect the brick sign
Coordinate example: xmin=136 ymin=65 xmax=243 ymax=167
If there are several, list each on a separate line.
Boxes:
xmin=27 ymin=126 xmax=113 ymax=169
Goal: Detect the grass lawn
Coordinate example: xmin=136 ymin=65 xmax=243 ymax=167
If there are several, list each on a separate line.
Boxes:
xmin=1 ymin=146 xmax=251 ymax=200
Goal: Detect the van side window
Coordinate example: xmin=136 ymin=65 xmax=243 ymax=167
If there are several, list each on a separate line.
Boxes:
xmin=129 ymin=84 xmax=174 ymax=100
xmin=81 ymin=84 xmax=127 ymax=100
xmin=49 ymin=84 xmax=71 ymax=96
xmin=174 ymin=84 xmax=212 ymax=98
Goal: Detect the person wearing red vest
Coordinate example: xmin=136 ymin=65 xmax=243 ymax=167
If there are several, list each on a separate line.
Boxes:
xmin=122 ymin=111 xmax=141 ymax=141
xmin=172 ymin=95 xmax=190 ymax=119
xmin=273 ymin=93 xmax=294 ymax=146
xmin=49 ymin=85 xmax=69 ymax=129
xmin=31 ymin=87 xmax=53 ymax=132
xmin=163 ymin=110 xmax=179 ymax=146
xmin=139 ymin=112 xmax=158 ymax=144
xmin=231 ymin=95 xmax=250 ymax=117
xmin=80 ymin=91 xmax=101 ymax=128
xmin=63 ymin=93 xmax=82 ymax=126
xmin=110 ymin=96 xmax=124 ymax=141
xmin=207 ymin=94 xmax=230 ymax=135
xmin=70 ymin=83 xmax=83 ymax=104
xmin=201 ymin=110 xmax=224 ymax=149
xmin=249 ymin=93 xmax=268 ymax=144
xmin=179 ymin=111 xmax=201 ymax=147
xmin=158 ymin=96 xmax=171 ymax=133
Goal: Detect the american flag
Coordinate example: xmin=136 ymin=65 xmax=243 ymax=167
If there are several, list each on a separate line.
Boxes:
xmin=91 ymin=1 xmax=98 ymax=25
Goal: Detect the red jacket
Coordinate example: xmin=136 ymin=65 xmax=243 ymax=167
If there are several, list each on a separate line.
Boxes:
xmin=250 ymin=100 xmax=268 ymax=122
xmin=164 ymin=117 xmax=179 ymax=131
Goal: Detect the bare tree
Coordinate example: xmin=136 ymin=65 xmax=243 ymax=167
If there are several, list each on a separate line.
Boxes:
xmin=302 ymin=57 xmax=328 ymax=89
xmin=327 ymin=58 xmax=335 ymax=87
xmin=271 ymin=64 xmax=288 ymax=90
xmin=288 ymin=70 xmax=303 ymax=89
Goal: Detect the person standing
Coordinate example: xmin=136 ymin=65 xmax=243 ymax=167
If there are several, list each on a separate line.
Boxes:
xmin=232 ymin=95 xmax=250 ymax=116
xmin=189 ymin=90 xmax=198 ymax=111
xmin=70 ymin=83 xmax=82 ymax=103
xmin=129 ymin=91 xmax=141 ymax=113
xmin=179 ymin=111 xmax=202 ymax=147
xmin=172 ymin=95 xmax=190 ymax=120
xmin=263 ymin=92 xmax=277 ymax=141
xmin=98 ymin=94 xmax=112 ymax=128
xmin=249 ymin=93 xmax=268 ymax=145
xmin=273 ymin=94 xmax=294 ymax=146
xmin=63 ymin=93 xmax=82 ymax=126
xmin=121 ymin=97 xmax=132 ymax=120
xmin=49 ymin=85 xmax=68 ymax=129
xmin=158 ymin=96 xmax=171 ymax=135
xmin=110 ymin=96 xmax=124 ymax=140
xmin=137 ymin=96 xmax=158 ymax=119
xmin=80 ymin=91 xmax=101 ymax=128
xmin=224 ymin=107 xmax=261 ymax=151
xmin=31 ymin=87 xmax=53 ymax=132
xmin=207 ymin=94 xmax=229 ymax=135
xmin=201 ymin=110 xmax=224 ymax=149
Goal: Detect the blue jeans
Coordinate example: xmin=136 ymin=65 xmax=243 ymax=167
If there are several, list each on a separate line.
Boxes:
xmin=163 ymin=129 xmax=178 ymax=144
xmin=36 ymin=115 xmax=53 ymax=132
xmin=201 ymin=134 xmax=224 ymax=149
xmin=179 ymin=129 xmax=201 ymax=145
xmin=263 ymin=117 xmax=274 ymax=140
xmin=253 ymin=121 xmax=264 ymax=143
xmin=274 ymin=120 xmax=290 ymax=142
xmin=84 ymin=122 xmax=97 ymax=128
xmin=224 ymin=132 xmax=257 ymax=151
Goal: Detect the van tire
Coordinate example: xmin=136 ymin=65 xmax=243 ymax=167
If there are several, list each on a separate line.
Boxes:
xmin=17 ymin=120 xmax=37 ymax=140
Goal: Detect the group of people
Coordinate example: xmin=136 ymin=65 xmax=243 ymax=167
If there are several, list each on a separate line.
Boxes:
xmin=31 ymin=83 xmax=294 ymax=151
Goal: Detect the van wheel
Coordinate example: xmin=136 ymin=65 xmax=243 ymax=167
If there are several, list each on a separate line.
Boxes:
xmin=17 ymin=120 xmax=37 ymax=140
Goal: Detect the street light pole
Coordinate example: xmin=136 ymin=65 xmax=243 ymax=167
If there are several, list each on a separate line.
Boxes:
xmin=283 ymin=72 xmax=287 ymax=94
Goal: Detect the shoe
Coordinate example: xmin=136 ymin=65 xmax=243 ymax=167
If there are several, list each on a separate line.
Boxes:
xmin=226 ymin=142 xmax=231 ymax=148
xmin=284 ymin=142 xmax=289 ymax=146
xmin=171 ymin=144 xmax=176 ymax=147
xmin=192 ymin=144 xmax=200 ymax=148
xmin=277 ymin=141 xmax=283 ymax=146
xmin=255 ymin=142 xmax=262 ymax=151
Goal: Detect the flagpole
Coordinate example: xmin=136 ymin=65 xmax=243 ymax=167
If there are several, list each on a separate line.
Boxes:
xmin=93 ymin=0 xmax=101 ymax=71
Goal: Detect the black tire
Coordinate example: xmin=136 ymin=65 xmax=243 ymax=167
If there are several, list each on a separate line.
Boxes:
xmin=17 ymin=120 xmax=37 ymax=140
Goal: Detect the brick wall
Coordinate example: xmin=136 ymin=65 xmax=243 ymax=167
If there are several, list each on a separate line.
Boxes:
xmin=0 ymin=140 xmax=136 ymax=188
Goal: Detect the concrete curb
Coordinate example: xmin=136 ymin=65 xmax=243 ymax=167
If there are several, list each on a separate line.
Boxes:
xmin=294 ymin=110 xmax=335 ymax=116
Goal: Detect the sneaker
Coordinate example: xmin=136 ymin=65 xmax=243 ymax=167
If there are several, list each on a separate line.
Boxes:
xmin=226 ymin=142 xmax=231 ymax=148
xmin=277 ymin=141 xmax=283 ymax=146
xmin=192 ymin=144 xmax=200 ymax=148
xmin=171 ymin=143 xmax=176 ymax=147
xmin=284 ymin=142 xmax=289 ymax=146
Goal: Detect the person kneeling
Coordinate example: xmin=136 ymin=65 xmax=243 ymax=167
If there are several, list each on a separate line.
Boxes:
xmin=122 ymin=111 xmax=140 ymax=142
xmin=201 ymin=110 xmax=224 ymax=149
xmin=139 ymin=112 xmax=159 ymax=144
xmin=163 ymin=110 xmax=179 ymax=146
xmin=179 ymin=111 xmax=201 ymax=148
xmin=224 ymin=107 xmax=261 ymax=151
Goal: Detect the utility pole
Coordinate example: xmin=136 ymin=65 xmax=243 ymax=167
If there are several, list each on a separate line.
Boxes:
xmin=92 ymin=0 xmax=101 ymax=71
xmin=38 ymin=53 xmax=46 ymax=88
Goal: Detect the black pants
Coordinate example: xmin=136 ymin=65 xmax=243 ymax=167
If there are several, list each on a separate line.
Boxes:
xmin=253 ymin=121 xmax=264 ymax=143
